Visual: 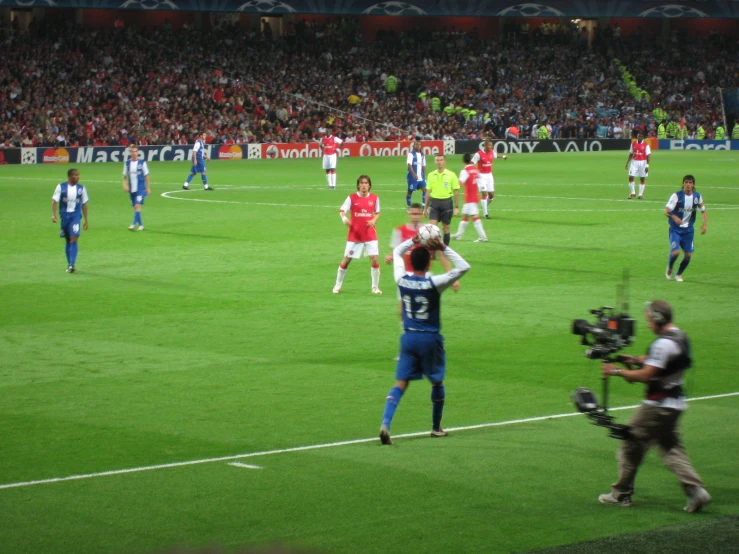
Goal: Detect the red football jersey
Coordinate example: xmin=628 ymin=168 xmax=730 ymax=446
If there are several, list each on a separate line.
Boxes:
xmin=393 ymin=223 xmax=420 ymax=271
xmin=341 ymin=193 xmax=380 ymax=242
xmin=630 ymin=141 xmax=650 ymax=161
xmin=460 ymin=164 xmax=480 ymax=203
xmin=474 ymin=149 xmax=495 ymax=174
xmin=321 ymin=135 xmax=343 ymax=155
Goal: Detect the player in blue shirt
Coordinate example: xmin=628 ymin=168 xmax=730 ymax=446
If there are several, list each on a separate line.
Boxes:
xmin=51 ymin=168 xmax=89 ymax=273
xmin=122 ymin=145 xmax=151 ymax=231
xmin=665 ymin=175 xmax=708 ymax=282
xmin=405 ymin=141 xmax=427 ymax=210
xmin=183 ymin=132 xmax=214 ymax=191
xmin=380 ymin=234 xmax=470 ymax=445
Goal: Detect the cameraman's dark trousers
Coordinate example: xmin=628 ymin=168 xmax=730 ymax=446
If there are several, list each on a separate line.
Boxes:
xmin=610 ymin=403 xmax=704 ymax=499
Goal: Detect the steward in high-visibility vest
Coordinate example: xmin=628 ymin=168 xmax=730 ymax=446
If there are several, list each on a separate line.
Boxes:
xmin=732 ymin=123 xmax=739 ymax=140
xmin=657 ymin=122 xmax=667 ymax=139
xmin=696 ymin=125 xmax=706 ymax=140
xmin=678 ymin=126 xmax=688 ymax=139
xmin=430 ymin=97 xmax=441 ymax=112
xmin=460 ymin=108 xmax=470 ymax=120
xmin=386 ymin=75 xmax=397 ymax=93
xmin=715 ymin=125 xmax=726 ymax=140
xmin=666 ymin=121 xmax=679 ymax=139
xmin=443 ymin=104 xmax=455 ymax=116
xmin=537 ymin=125 xmax=551 ymax=139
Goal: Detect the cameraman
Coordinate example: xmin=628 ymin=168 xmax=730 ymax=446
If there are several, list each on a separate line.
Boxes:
xmin=599 ymin=300 xmax=711 ymax=512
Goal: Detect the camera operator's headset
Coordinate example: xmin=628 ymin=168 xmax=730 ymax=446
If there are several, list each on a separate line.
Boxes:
xmin=645 ymin=301 xmax=670 ymax=328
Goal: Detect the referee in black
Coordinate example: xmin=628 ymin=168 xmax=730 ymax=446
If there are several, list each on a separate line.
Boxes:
xmin=423 ymin=153 xmax=460 ymax=245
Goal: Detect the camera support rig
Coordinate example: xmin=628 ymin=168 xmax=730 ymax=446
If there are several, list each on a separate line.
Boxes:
xmin=571 ymin=270 xmax=634 ymax=440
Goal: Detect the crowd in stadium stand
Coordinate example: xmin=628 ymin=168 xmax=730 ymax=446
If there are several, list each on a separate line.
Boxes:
xmin=0 ymin=15 xmax=734 ymax=148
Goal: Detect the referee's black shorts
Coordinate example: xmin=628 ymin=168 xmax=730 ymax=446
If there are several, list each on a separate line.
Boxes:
xmin=429 ymin=198 xmax=454 ymax=225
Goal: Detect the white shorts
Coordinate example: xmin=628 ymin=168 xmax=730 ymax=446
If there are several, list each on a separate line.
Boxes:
xmin=629 ymin=160 xmax=648 ymax=178
xmin=323 ymin=153 xmax=337 ymax=170
xmin=477 ymin=172 xmax=494 ymax=193
xmin=344 ymin=240 xmax=379 ymax=259
xmin=461 ymin=202 xmax=479 ymax=216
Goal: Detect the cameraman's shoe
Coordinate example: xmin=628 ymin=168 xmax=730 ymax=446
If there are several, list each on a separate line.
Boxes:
xmin=598 ymin=493 xmax=632 ymax=507
xmin=684 ymin=487 xmax=711 ymax=513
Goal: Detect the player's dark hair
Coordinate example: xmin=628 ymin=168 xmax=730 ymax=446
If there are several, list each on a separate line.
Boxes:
xmin=410 ymin=246 xmax=431 ymax=271
xmin=410 ymin=202 xmax=423 ymax=210
xmin=463 ymin=152 xmax=472 ymax=164
xmin=67 ymin=168 xmax=78 ymax=177
xmin=356 ymin=174 xmax=372 ymax=190
xmin=435 ymin=153 xmax=445 ymax=159
xmin=683 ymin=174 xmax=695 ymax=184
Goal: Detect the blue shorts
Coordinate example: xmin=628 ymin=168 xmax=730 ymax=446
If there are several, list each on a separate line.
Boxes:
xmin=406 ymin=178 xmax=427 ymax=192
xmin=669 ymin=227 xmax=694 ymax=254
xmin=130 ymin=192 xmax=146 ymax=206
xmin=60 ymin=216 xmax=82 ymax=238
xmin=395 ymin=332 xmax=446 ymax=384
xmin=191 ymin=161 xmax=206 ymax=174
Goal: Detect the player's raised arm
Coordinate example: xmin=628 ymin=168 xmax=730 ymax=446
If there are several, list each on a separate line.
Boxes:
xmin=430 ymin=241 xmax=470 ymax=293
xmin=393 ymin=238 xmax=416 ymax=283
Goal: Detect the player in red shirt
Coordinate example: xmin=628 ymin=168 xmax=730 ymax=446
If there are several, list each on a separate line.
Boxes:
xmin=333 ymin=175 xmax=382 ymax=295
xmin=452 ymin=153 xmax=488 ymax=242
xmin=320 ymin=126 xmax=344 ymax=190
xmin=625 ymin=131 xmax=651 ymax=199
xmin=471 ymin=138 xmax=507 ymax=219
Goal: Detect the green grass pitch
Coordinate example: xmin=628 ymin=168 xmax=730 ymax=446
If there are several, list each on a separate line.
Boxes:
xmin=1 ymin=150 xmax=737 ymax=553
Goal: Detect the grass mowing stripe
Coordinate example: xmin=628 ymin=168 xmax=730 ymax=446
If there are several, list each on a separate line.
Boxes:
xmin=2 ymin=391 xmax=736 ymax=492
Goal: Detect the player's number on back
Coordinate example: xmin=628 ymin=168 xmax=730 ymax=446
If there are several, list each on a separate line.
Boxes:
xmin=402 ymin=294 xmax=429 ymax=320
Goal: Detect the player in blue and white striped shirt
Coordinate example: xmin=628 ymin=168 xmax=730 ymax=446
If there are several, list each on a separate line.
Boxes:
xmin=51 ymin=168 xmax=89 ymax=273
xmin=665 ymin=175 xmax=708 ymax=282
xmin=405 ymin=141 xmax=426 ymax=210
xmin=122 ymin=145 xmax=151 ymax=231
xmin=183 ymin=132 xmax=214 ymax=191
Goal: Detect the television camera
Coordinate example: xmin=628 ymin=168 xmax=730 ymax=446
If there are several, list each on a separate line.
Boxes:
xmin=571 ymin=273 xmax=635 ymax=440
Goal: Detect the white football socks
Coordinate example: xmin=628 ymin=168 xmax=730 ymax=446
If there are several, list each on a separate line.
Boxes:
xmin=474 ymin=218 xmax=486 ymax=239
xmin=371 ymin=267 xmax=380 ymax=288
xmin=336 ymin=266 xmax=347 ymax=287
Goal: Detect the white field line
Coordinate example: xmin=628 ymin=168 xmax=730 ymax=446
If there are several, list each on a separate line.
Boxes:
xmin=228 ymin=462 xmax=262 ymax=470
xmin=1 ymin=391 xmax=737 ymax=491
xmin=159 ymin=190 xmax=739 ymax=211
xmin=4 ymin=176 xmax=739 ymax=192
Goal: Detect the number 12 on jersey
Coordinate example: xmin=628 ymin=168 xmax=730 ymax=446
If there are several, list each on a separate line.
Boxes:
xmin=402 ymin=294 xmax=429 ymax=320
